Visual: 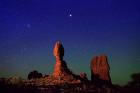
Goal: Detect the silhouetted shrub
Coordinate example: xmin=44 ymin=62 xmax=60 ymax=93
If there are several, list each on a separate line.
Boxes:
xmin=121 ymin=72 xmax=140 ymax=93
xmin=127 ymin=72 xmax=140 ymax=87
xmin=131 ymin=73 xmax=140 ymax=84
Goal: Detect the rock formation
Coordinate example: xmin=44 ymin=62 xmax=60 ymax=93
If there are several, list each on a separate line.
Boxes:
xmin=79 ymin=72 xmax=88 ymax=82
xmin=90 ymin=55 xmax=111 ymax=85
xmin=28 ymin=70 xmax=42 ymax=80
xmin=53 ymin=41 xmax=73 ymax=79
xmin=28 ymin=41 xmax=89 ymax=85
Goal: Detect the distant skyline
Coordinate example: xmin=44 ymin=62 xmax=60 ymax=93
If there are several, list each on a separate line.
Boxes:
xmin=0 ymin=0 xmax=140 ymax=85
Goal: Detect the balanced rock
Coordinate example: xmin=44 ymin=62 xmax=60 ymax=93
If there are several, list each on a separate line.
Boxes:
xmin=90 ymin=55 xmax=111 ymax=85
xmin=53 ymin=41 xmax=73 ymax=79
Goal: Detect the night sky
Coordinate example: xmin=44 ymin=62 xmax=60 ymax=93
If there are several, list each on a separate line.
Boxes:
xmin=0 ymin=0 xmax=140 ymax=85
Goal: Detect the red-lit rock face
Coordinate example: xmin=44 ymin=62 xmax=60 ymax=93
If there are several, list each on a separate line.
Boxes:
xmin=53 ymin=41 xmax=64 ymax=61
xmin=53 ymin=41 xmax=72 ymax=78
xmin=91 ymin=55 xmax=111 ymax=83
xmin=53 ymin=60 xmax=63 ymax=77
xmin=98 ymin=55 xmax=110 ymax=81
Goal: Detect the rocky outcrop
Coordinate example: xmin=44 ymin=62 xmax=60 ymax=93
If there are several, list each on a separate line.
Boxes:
xmin=53 ymin=41 xmax=74 ymax=79
xmin=79 ymin=72 xmax=88 ymax=83
xmin=28 ymin=70 xmax=42 ymax=80
xmin=91 ymin=55 xmax=111 ymax=85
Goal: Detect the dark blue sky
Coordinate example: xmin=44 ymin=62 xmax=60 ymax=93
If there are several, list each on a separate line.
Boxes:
xmin=0 ymin=0 xmax=140 ymax=85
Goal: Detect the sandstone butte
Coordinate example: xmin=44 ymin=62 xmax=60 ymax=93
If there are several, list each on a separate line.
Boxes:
xmin=90 ymin=55 xmax=111 ymax=85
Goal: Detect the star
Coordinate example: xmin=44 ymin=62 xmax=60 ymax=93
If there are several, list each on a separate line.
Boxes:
xmin=69 ymin=14 xmax=72 ymax=17
xmin=24 ymin=23 xmax=31 ymax=28
xmin=27 ymin=24 xmax=31 ymax=28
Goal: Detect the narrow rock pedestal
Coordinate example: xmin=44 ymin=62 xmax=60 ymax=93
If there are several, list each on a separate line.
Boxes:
xmin=53 ymin=41 xmax=73 ymax=79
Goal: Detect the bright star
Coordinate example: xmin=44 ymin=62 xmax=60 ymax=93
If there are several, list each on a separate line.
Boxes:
xmin=69 ymin=14 xmax=72 ymax=17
